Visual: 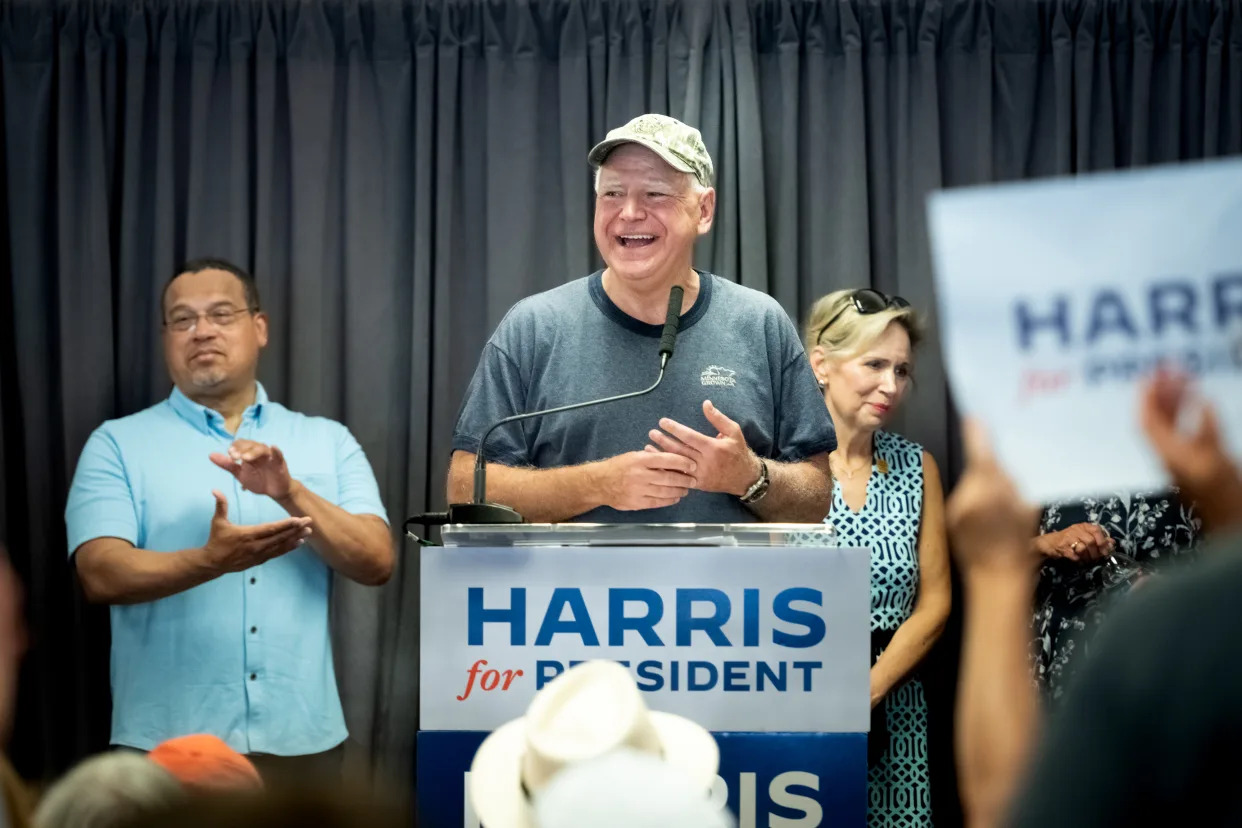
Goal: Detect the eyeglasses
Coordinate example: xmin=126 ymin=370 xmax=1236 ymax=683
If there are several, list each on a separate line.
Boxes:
xmin=815 ymin=289 xmax=911 ymax=344
xmin=164 ymin=306 xmax=257 ymax=333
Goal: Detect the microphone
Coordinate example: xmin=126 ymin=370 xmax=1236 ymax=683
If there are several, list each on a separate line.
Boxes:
xmin=409 ymin=285 xmax=686 ymax=527
xmin=658 ymin=283 xmax=683 ymax=364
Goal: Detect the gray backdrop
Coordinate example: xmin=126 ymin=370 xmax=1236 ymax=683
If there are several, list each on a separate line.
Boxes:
xmin=1 ymin=0 xmax=1239 ymax=814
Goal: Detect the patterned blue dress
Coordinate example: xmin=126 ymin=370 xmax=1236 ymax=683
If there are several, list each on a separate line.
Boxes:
xmin=828 ymin=430 xmax=931 ymax=827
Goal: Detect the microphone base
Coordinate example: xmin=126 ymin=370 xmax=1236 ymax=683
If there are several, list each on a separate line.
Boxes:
xmin=446 ymin=502 xmax=524 ymax=525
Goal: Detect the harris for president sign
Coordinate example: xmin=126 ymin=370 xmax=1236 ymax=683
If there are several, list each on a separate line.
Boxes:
xmin=928 ymin=159 xmax=1242 ymax=502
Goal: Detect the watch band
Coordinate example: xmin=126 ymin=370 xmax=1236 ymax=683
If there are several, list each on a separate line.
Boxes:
xmin=740 ymin=458 xmax=770 ymax=505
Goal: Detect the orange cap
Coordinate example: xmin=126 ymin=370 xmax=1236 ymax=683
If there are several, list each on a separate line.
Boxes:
xmin=148 ymin=734 xmax=263 ymax=792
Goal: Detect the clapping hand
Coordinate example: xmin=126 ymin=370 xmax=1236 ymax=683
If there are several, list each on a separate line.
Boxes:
xmin=946 ymin=419 xmax=1043 ymax=576
xmin=210 ymin=439 xmax=294 ymax=501
xmin=593 ymin=450 xmax=698 ymax=511
xmin=201 ymin=490 xmax=312 ymax=572
xmin=1139 ymin=369 xmax=1242 ymax=532
xmin=646 ymin=401 xmax=760 ymax=497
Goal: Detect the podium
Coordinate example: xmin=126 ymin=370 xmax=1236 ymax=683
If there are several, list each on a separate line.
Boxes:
xmin=415 ymin=523 xmax=870 ymax=827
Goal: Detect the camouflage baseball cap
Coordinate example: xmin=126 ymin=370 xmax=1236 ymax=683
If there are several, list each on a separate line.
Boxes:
xmin=588 ymin=114 xmax=714 ymax=188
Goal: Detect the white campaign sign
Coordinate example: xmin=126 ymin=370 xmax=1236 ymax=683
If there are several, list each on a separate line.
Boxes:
xmin=419 ymin=545 xmax=870 ymax=733
xmin=927 ymin=159 xmax=1242 ymax=503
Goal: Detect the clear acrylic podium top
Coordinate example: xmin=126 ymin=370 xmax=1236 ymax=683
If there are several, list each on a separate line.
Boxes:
xmin=438 ymin=522 xmax=838 ymax=548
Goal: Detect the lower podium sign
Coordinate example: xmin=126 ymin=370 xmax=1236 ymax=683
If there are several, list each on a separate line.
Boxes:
xmin=417 ymin=731 xmax=866 ymax=827
xmin=417 ymin=524 xmax=869 ymax=827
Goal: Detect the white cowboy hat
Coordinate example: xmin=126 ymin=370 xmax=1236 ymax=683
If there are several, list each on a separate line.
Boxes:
xmin=532 ymin=748 xmax=734 ymax=828
xmin=468 ymin=660 xmax=720 ymax=828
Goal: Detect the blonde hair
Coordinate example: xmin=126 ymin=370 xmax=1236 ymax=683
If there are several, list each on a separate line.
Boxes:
xmin=804 ymin=289 xmax=924 ymax=359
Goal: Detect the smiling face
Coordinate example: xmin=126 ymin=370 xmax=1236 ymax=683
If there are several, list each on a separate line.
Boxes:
xmin=162 ymin=268 xmax=268 ymax=400
xmin=815 ymin=321 xmax=914 ymax=433
xmin=592 ymin=143 xmax=715 ymax=290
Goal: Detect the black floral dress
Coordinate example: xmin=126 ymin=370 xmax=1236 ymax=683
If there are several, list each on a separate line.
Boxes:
xmin=1033 ymin=489 xmax=1201 ymax=700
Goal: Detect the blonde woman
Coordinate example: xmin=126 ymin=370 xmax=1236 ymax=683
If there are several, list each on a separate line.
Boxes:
xmin=806 ymin=289 xmax=951 ymax=828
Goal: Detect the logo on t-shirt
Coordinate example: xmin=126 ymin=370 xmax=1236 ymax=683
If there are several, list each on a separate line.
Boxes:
xmin=700 ymin=365 xmax=737 ymax=388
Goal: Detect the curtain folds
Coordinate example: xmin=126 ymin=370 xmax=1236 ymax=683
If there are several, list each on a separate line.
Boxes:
xmin=0 ymin=0 xmax=1237 ymax=808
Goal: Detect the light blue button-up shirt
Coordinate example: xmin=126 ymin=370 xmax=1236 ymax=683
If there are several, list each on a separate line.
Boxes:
xmin=65 ymin=384 xmax=388 ymax=755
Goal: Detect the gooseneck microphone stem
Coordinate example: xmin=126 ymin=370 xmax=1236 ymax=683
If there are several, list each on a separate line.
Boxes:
xmin=472 ymin=354 xmax=671 ymax=504
xmin=422 ymin=283 xmax=685 ymax=526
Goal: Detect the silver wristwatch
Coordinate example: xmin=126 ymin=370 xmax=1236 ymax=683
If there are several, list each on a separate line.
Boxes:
xmin=740 ymin=458 xmax=770 ymax=505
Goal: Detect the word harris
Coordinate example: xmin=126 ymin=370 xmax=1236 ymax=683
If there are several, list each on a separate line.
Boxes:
xmin=455 ymin=586 xmax=828 ymax=702
xmin=1016 ymin=274 xmax=1242 ymax=395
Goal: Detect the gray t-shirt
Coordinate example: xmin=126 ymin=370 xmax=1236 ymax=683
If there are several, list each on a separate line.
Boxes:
xmin=452 ymin=270 xmax=836 ymax=523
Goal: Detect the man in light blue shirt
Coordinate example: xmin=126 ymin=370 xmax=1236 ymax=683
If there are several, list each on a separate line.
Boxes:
xmin=65 ymin=258 xmax=393 ymax=776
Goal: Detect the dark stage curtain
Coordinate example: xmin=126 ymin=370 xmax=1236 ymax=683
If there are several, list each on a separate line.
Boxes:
xmin=1 ymin=1 xmax=1237 ymax=820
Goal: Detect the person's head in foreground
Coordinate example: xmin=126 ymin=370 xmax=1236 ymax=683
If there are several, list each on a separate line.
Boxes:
xmin=468 ymin=659 xmax=725 ymax=828
xmin=114 ymin=785 xmax=409 ymax=828
xmin=589 ymin=113 xmax=716 ymax=288
xmin=147 ymin=734 xmax=263 ymax=793
xmin=33 ymin=752 xmax=184 ymax=828
xmin=0 ymin=546 xmax=24 ymax=749
xmin=806 ymin=288 xmax=924 ymax=435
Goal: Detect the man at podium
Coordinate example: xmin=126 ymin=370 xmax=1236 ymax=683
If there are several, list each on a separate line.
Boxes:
xmin=449 ymin=114 xmax=835 ymax=523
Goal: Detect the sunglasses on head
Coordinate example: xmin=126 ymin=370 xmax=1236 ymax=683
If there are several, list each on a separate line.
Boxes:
xmin=815 ymin=288 xmax=911 ymax=344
